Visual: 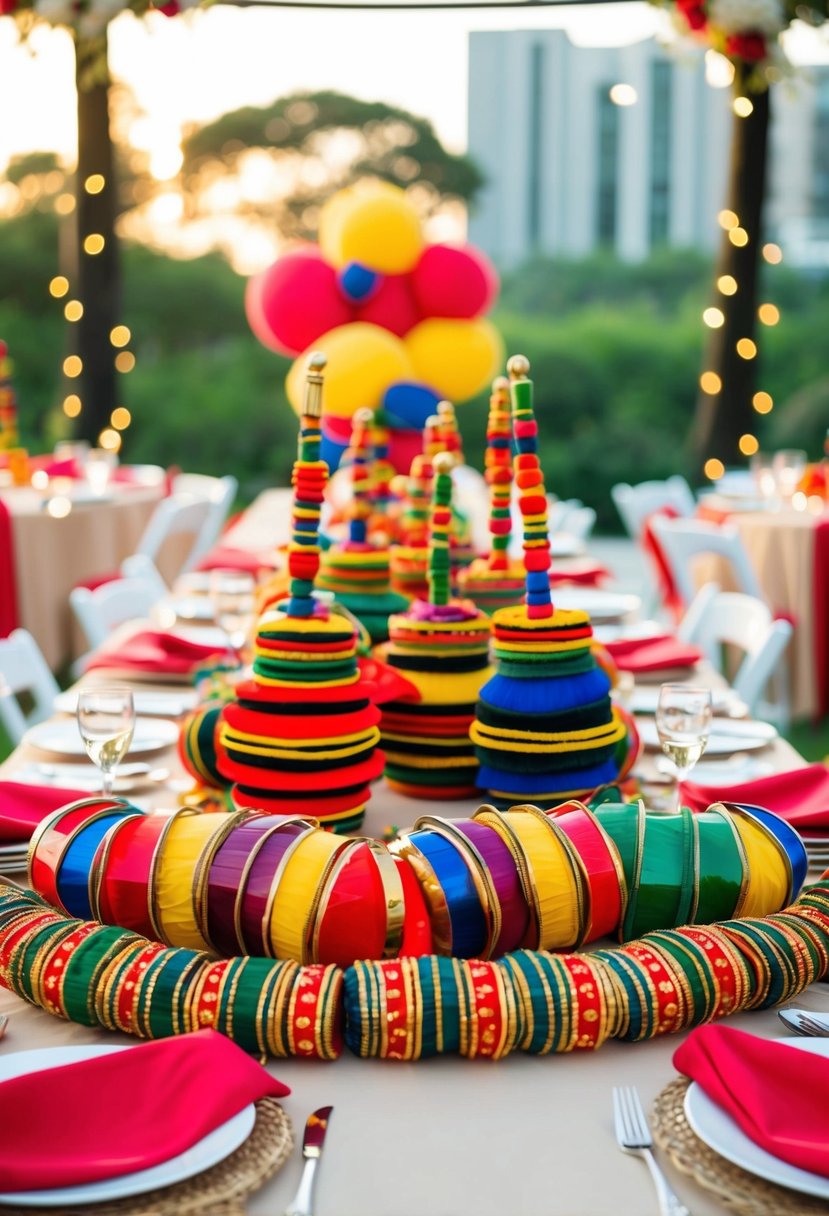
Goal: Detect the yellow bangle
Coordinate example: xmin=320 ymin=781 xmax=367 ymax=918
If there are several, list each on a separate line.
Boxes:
xmin=155 ymin=811 xmax=230 ymax=951
xmin=729 ymin=809 xmax=790 ymax=919
xmin=270 ymin=830 xmax=351 ymax=962
xmin=503 ymin=806 xmax=587 ymax=951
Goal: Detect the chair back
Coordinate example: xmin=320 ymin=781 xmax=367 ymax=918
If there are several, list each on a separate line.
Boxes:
xmin=649 ymin=517 xmax=764 ymax=610
xmin=0 ymin=629 xmax=60 ymax=746
xmin=70 ymin=576 xmax=162 ymax=653
xmin=169 ymin=474 xmax=238 ymax=570
xmin=564 ymin=506 xmax=596 ymax=543
xmin=120 ymin=555 xmax=169 ymax=599
xmin=611 ymin=476 xmax=695 ymax=539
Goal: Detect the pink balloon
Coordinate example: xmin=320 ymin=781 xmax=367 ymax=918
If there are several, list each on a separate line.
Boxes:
xmin=249 ymin=247 xmax=355 ymax=357
xmin=354 ymin=274 xmax=420 ymax=337
xmin=410 ymin=243 xmax=499 ymax=320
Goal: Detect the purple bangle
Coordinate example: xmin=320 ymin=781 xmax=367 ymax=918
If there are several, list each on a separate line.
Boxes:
xmin=452 ymin=819 xmax=529 ymax=955
xmin=206 ymin=815 xmax=284 ymax=956
xmin=236 ymin=819 xmax=314 ymax=956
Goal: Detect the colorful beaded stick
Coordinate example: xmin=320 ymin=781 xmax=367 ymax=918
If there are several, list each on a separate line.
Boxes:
xmin=0 ymin=341 xmax=19 ymax=451
xmin=316 ymin=407 xmax=409 ymax=644
xmin=389 ymin=453 xmax=433 ymax=600
xmin=377 ymin=451 xmax=493 ymax=799
xmin=457 ymin=375 xmax=525 ymax=613
xmin=213 ymin=355 xmax=385 ymax=833
xmin=436 ymin=399 xmax=476 ymax=571
xmin=470 ymin=356 xmax=632 ymax=808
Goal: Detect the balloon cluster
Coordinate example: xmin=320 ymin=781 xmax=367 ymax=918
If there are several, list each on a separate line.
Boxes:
xmin=245 ymin=181 xmax=503 ymax=470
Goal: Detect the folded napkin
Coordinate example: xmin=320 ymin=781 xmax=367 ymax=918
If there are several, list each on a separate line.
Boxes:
xmin=0 ymin=1030 xmax=289 ymax=1193
xmin=85 ymin=629 xmax=227 ymax=676
xmin=675 ymin=1024 xmax=829 ymax=1179
xmin=196 ymin=546 xmax=276 ymax=576
xmin=0 ymin=781 xmax=93 ymax=843
xmin=681 ymin=762 xmax=829 ymax=829
xmin=604 ymin=634 xmax=703 ymax=674
xmin=549 ymin=560 xmax=610 ymax=587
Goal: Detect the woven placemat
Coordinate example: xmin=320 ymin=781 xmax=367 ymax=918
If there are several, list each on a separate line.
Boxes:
xmin=0 ymin=1098 xmax=293 ymax=1216
xmin=653 ymin=1078 xmax=827 ymax=1216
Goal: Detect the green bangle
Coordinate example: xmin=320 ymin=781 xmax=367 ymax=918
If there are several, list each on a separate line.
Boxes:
xmin=695 ymin=807 xmax=748 ymax=923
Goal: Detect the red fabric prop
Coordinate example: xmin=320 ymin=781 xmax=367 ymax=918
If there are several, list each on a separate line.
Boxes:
xmin=0 ymin=1030 xmax=288 ymax=1192
xmin=681 ymin=762 xmax=829 ymax=829
xmin=674 ymin=1024 xmax=829 ymax=1179
xmin=0 ymin=498 xmax=19 ymax=637
xmin=641 ymin=505 xmax=683 ymax=623
xmin=0 ymin=782 xmax=95 ymax=843
xmin=355 ymin=274 xmax=420 ymax=337
xmin=410 ymin=243 xmax=498 ymax=319
xmin=248 ymin=248 xmax=354 ymax=357
xmin=549 ymin=560 xmax=610 ymax=587
xmin=814 ymin=518 xmax=829 ymax=719
xmin=604 ymin=634 xmax=703 ymax=675
xmin=85 ymin=630 xmax=226 ymax=676
xmin=195 ymin=546 xmax=276 ymax=576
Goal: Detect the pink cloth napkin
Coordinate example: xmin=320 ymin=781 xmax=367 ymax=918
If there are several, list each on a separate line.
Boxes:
xmin=85 ymin=629 xmax=227 ymax=676
xmin=196 ymin=546 xmax=277 ymax=576
xmin=604 ymin=634 xmax=703 ymax=674
xmin=0 ymin=498 xmax=19 ymax=638
xmin=0 ymin=1030 xmax=289 ymax=1192
xmin=0 ymin=782 xmax=93 ymax=843
xmin=681 ymin=762 xmax=829 ymax=829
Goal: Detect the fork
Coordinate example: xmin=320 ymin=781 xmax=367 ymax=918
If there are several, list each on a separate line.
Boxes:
xmin=613 ymin=1086 xmax=690 ymax=1216
xmin=0 ymin=1013 xmax=8 ymax=1041
xmin=795 ymin=1013 xmax=829 ymax=1038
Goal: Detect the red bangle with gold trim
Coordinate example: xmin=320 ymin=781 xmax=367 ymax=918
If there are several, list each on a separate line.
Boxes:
xmin=113 ymin=941 xmax=169 ymax=1033
xmin=466 ymin=960 xmax=512 ymax=1060
xmin=98 ymin=811 xmax=171 ymax=939
xmin=560 ymin=954 xmax=606 ymax=1051
xmin=621 ymin=941 xmax=685 ymax=1036
xmin=28 ymin=799 xmax=127 ymax=911
xmin=0 ymin=910 xmax=60 ymax=979
xmin=674 ymin=925 xmax=748 ymax=1020
xmin=549 ymin=801 xmax=626 ymax=942
xmin=39 ymin=922 xmax=101 ymax=1019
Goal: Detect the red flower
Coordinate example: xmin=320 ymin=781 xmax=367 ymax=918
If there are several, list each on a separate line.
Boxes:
xmin=155 ymin=0 xmax=180 ymax=14
xmin=677 ymin=1 xmax=708 ymax=31
xmin=0 ymin=0 xmax=18 ymax=14
xmin=725 ymin=33 xmax=767 ymax=61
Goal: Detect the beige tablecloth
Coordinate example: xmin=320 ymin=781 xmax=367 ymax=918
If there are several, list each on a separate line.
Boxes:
xmin=2 ymin=485 xmax=164 ymax=669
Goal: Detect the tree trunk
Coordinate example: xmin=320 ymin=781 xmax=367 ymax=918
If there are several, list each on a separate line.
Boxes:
xmin=74 ymin=33 xmax=120 ymax=444
xmin=691 ymin=72 xmax=770 ymax=474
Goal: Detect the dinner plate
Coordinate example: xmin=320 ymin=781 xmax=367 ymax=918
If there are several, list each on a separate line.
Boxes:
xmin=52 ymin=690 xmax=197 ymax=718
xmin=638 ymin=717 xmax=777 ymax=755
xmin=627 ymin=686 xmax=738 ymax=716
xmin=548 ymin=534 xmax=585 ymax=558
xmin=686 ymin=757 xmax=776 ymax=786
xmin=547 ymin=588 xmax=642 ymax=623
xmin=23 ymin=718 xmax=179 ymax=758
xmin=173 ymin=596 xmax=216 ymax=623
xmin=684 ymin=1038 xmax=829 ymax=1201
xmin=0 ymin=1045 xmax=255 ymax=1208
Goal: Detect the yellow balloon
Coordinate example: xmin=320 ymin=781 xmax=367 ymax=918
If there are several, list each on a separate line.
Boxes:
xmin=286 ymin=323 xmax=414 ymax=420
xmin=404 ymin=318 xmax=504 ymax=402
xmin=318 ymin=182 xmax=423 ymax=275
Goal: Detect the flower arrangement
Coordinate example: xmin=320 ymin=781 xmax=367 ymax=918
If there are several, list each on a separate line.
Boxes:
xmin=661 ymin=0 xmax=829 ymax=78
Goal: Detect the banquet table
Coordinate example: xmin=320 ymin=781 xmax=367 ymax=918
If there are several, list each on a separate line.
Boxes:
xmin=0 ymin=641 xmax=820 ymax=1216
xmin=0 ymin=482 xmax=165 ymax=669
xmin=695 ymin=499 xmax=829 ymax=721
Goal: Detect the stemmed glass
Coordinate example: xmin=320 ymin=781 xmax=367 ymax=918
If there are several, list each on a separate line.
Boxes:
xmin=655 ymin=684 xmax=712 ymax=814
xmin=772 ymin=449 xmax=807 ymax=505
xmin=209 ymin=570 xmax=256 ymax=656
xmin=77 ymin=687 xmax=135 ymax=796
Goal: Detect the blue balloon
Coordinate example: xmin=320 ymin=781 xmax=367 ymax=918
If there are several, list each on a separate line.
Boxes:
xmin=319 ymin=428 xmax=347 ymax=473
xmin=383 ymin=381 xmax=441 ymax=430
xmin=339 ymin=262 xmax=381 ymax=303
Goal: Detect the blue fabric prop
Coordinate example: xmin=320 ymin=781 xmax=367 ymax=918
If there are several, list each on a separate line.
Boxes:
xmin=339 ymin=261 xmax=382 ymax=303
xmin=383 ymin=381 xmax=442 ymax=430
xmin=476 ymin=758 xmax=621 ymax=794
xmin=478 ymin=669 xmax=611 ymax=716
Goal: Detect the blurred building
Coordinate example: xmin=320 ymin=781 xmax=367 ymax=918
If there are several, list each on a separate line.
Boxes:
xmin=467 ymin=30 xmax=829 ymax=270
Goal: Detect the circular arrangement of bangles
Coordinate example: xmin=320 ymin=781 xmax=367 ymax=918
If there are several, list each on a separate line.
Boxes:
xmin=2 ymin=878 xmax=828 ymax=1062
xmin=25 ymin=794 xmax=807 ymax=968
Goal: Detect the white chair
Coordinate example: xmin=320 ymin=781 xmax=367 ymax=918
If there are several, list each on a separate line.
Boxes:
xmin=169 ymin=473 xmax=238 ymax=570
xmin=648 ymin=516 xmax=764 ymax=610
xmin=70 ymin=575 xmax=163 ymax=655
xmin=0 ymin=630 xmax=60 ymax=746
xmin=563 ymin=506 xmax=596 ymax=543
xmin=611 ymin=476 xmax=696 ymax=540
xmin=120 ymin=554 xmax=170 ymax=598
xmin=678 ymin=583 xmax=792 ymax=726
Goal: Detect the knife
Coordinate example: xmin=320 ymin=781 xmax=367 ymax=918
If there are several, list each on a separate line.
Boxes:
xmin=284 ymin=1106 xmax=333 ymax=1216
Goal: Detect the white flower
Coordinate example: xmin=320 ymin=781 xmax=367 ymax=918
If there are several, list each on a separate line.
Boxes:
xmin=707 ymin=0 xmax=785 ymax=36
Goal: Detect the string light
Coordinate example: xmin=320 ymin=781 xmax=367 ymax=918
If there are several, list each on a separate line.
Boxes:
xmin=736 ymin=338 xmax=757 ymax=359
xmin=733 ymin=96 xmax=754 ymax=117
xmin=46 ymin=496 xmax=72 ymax=519
xmin=64 ymin=300 xmax=83 ymax=322
xmin=763 ymin=243 xmax=783 ymax=264
xmin=49 ymin=276 xmax=69 ymax=298
xmin=31 ymin=470 xmax=49 ymax=490
xmin=609 ymin=83 xmax=637 ymax=106
xmin=111 ymin=407 xmax=131 ymax=430
xmin=114 ymin=351 xmax=136 ymax=373
xmin=729 ymin=227 xmax=749 ymax=247
xmin=63 ymin=394 xmax=82 ymax=418
xmin=753 ymin=391 xmax=773 ymax=414
xmin=739 ymin=433 xmax=759 ymax=456
xmin=718 ymin=210 xmax=739 ymax=230
xmin=55 ymin=194 xmax=75 ymax=216
xmin=703 ymin=307 xmax=725 ymax=328
xmin=758 ymin=303 xmax=780 ymax=326
xmin=110 ymin=325 xmax=131 ymax=348
xmin=717 ymin=275 xmax=738 ymax=295
xmin=84 ymin=174 xmax=105 ymax=194
xmin=98 ymin=428 xmax=121 ymax=452
xmin=699 ymin=371 xmax=722 ymax=394
xmin=63 ymin=355 xmax=82 ymax=378
xmin=704 ymin=458 xmax=725 ymax=480
xmin=83 ymin=234 xmax=105 ymax=255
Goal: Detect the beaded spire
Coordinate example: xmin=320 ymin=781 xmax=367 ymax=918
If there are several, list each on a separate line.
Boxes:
xmin=427 ymin=451 xmax=454 ymax=608
xmin=368 ymin=409 xmax=395 ymax=519
xmin=286 ymin=353 xmax=327 ymax=619
xmin=0 ymin=341 xmax=18 ymax=452
xmin=509 ymin=354 xmax=554 ymax=619
xmin=346 ymin=407 xmax=373 ymax=546
xmin=389 ymin=453 xmax=433 ymax=601
xmin=437 ymin=400 xmax=463 ymax=467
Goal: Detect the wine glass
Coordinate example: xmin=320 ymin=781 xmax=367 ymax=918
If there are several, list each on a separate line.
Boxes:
xmin=772 ymin=449 xmax=807 ymax=505
xmin=209 ymin=570 xmax=256 ymax=655
xmin=84 ymin=448 xmax=117 ymax=497
xmin=77 ymin=687 xmax=135 ymax=796
xmin=750 ymin=452 xmax=777 ymax=506
xmin=655 ymin=683 xmax=712 ymax=814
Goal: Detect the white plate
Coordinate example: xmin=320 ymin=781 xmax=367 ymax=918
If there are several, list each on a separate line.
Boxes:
xmin=167 ymin=626 xmax=230 ymax=651
xmin=53 ymin=690 xmax=197 ymax=718
xmin=0 ymin=1045 xmax=255 ymax=1208
xmin=548 ymin=534 xmax=585 ymax=558
xmin=638 ymin=718 xmax=777 ymax=755
xmin=548 ymin=588 xmax=642 ymax=623
xmin=686 ymin=758 xmax=776 ymax=786
xmin=173 ymin=597 xmax=216 ymax=623
xmin=24 ymin=718 xmax=179 ymax=758
xmin=685 ymin=1037 xmax=829 ymax=1201
xmin=627 ymin=686 xmax=737 ymax=716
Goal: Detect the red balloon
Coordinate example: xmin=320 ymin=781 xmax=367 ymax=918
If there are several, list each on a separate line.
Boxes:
xmin=354 ymin=274 xmax=420 ymax=337
xmin=410 ymin=243 xmax=499 ymax=320
xmin=248 ymin=247 xmax=355 ymax=357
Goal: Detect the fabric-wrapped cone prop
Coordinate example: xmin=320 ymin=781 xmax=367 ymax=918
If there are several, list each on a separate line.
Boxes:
xmin=471 ymin=356 xmax=631 ymax=809
xmin=316 ymin=407 xmax=409 ymax=644
xmin=377 ymin=451 xmax=493 ymax=799
xmin=216 ymin=355 xmax=385 ymax=833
